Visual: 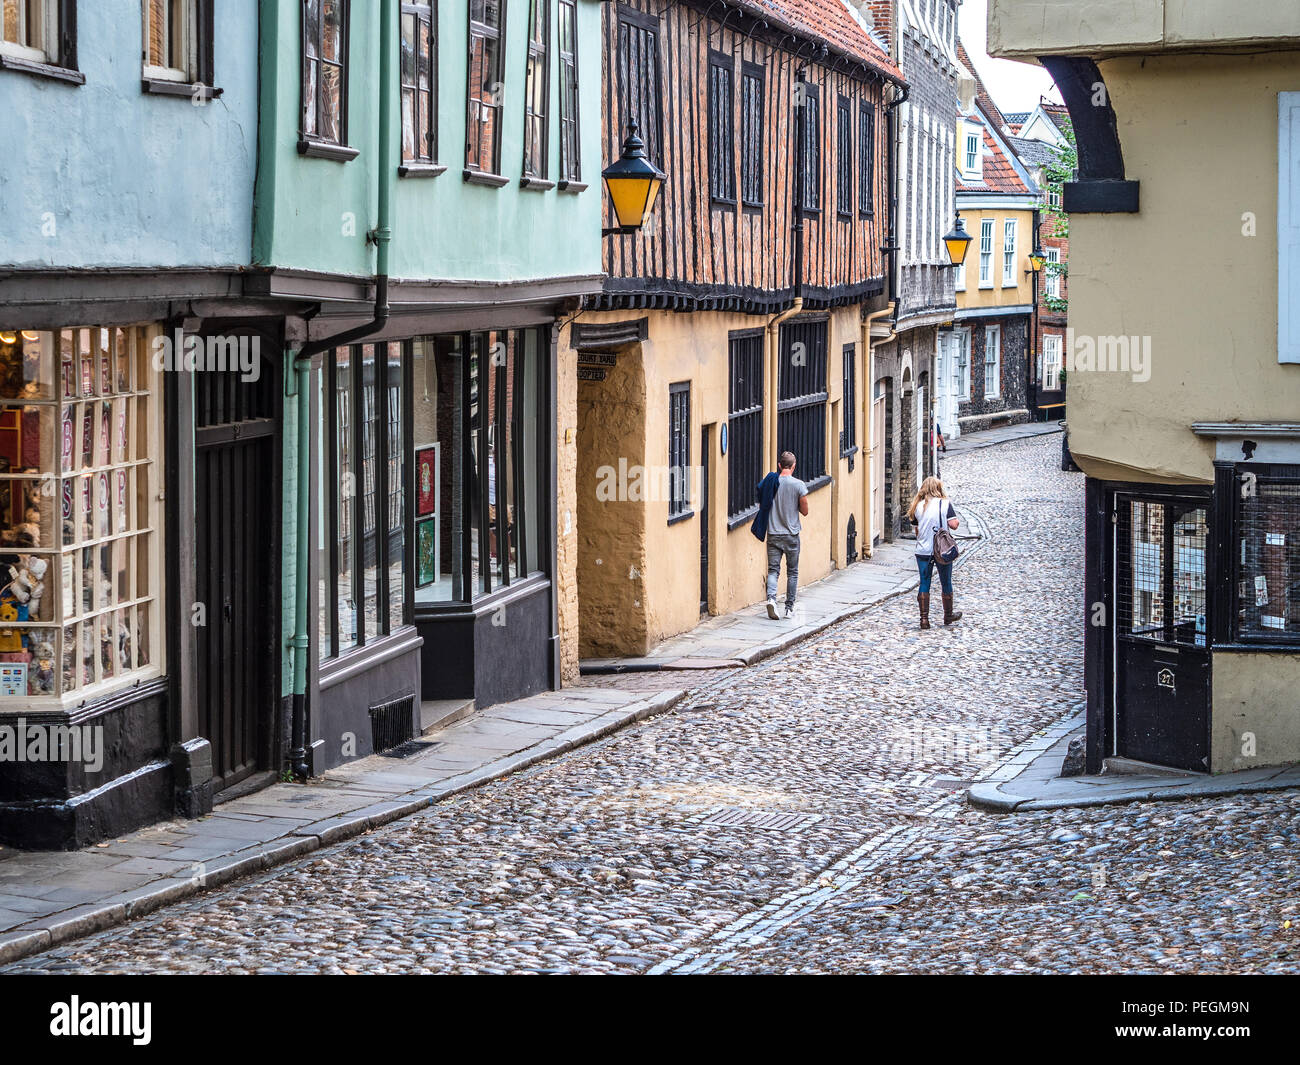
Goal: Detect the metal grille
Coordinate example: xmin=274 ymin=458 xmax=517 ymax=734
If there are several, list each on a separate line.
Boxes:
xmin=708 ymin=53 xmax=735 ymax=203
xmin=696 ymin=807 xmax=821 ymax=832
xmin=1118 ymin=499 xmax=1208 ymax=647
xmin=777 ymin=319 xmax=828 ymax=481
xmin=616 ymin=12 xmax=662 ymax=166
xmin=370 ymin=695 xmax=416 ymax=754
xmin=858 ymin=104 xmax=874 ymax=216
xmin=727 ymin=331 xmax=764 ymax=518
xmin=840 ymin=342 xmax=856 ymax=456
xmin=1237 ymin=469 xmax=1300 ymax=641
xmin=668 ymin=381 xmax=691 ymax=518
xmin=836 ymin=97 xmax=852 ymax=217
xmin=740 ymin=65 xmax=763 ymax=207
xmin=799 ymin=86 xmax=820 ymax=211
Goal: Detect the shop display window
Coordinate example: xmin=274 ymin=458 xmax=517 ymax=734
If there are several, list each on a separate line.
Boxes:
xmin=0 ymin=326 xmax=163 ymax=703
xmin=1235 ymin=468 xmax=1300 ymax=643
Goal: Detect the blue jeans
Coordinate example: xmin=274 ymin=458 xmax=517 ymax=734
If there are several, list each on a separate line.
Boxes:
xmin=766 ymin=534 xmax=800 ymax=608
xmin=916 ymin=554 xmax=954 ymax=596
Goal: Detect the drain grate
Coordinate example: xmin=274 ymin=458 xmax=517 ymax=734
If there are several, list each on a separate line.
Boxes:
xmin=695 ymin=807 xmax=821 ymax=832
xmin=380 ymin=739 xmax=438 ymax=760
xmin=369 ymin=695 xmax=416 ymax=754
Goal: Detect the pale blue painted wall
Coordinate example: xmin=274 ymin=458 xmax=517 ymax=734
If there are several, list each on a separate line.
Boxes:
xmin=0 ymin=1 xmax=258 ymax=269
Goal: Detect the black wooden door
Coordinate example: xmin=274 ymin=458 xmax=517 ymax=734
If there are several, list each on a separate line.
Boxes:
xmin=700 ymin=425 xmax=710 ymax=614
xmin=1114 ymin=495 xmax=1211 ymax=772
xmin=194 ymin=342 xmax=278 ymax=795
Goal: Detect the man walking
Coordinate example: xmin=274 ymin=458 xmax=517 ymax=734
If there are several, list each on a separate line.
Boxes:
xmin=762 ymin=451 xmax=809 ymax=619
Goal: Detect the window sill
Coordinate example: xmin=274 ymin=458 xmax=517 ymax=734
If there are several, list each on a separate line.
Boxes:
xmin=520 ymin=175 xmax=555 ymax=191
xmin=298 ymin=139 xmax=360 ymax=162
xmin=0 ymin=52 xmax=84 ymax=84
xmin=1218 ymin=638 xmax=1300 ymax=653
xmin=837 ymin=210 xmax=853 ymax=222
xmin=142 ymin=77 xmax=223 ymax=100
xmin=859 ymin=210 xmax=875 ymax=221
xmin=557 ymin=180 xmax=588 ymax=194
xmin=398 ymin=162 xmax=447 ymax=178
xmin=414 ymin=572 xmax=551 ymax=618
xmin=712 ymin=196 xmax=738 ymax=209
xmin=806 ymin=474 xmax=831 ymax=493
xmin=742 ymin=202 xmax=763 ymax=216
xmin=667 ymin=509 xmax=695 ymax=527
xmin=464 ymin=169 xmax=510 ymax=188
xmin=727 ymin=504 xmax=759 ymax=531
xmin=840 ymin=444 xmax=859 ymax=460
xmin=319 ymin=627 xmax=422 ymax=691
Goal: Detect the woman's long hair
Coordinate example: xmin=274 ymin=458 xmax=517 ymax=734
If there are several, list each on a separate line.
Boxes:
xmin=907 ymin=475 xmax=947 ymax=523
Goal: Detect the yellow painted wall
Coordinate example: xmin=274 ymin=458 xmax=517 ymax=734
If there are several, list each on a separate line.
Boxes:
xmin=1211 ymin=651 xmax=1300 ymax=772
xmin=955 ymin=206 xmax=1038 ymax=311
xmin=565 ymin=306 xmax=870 ymax=656
xmin=1064 ymin=52 xmax=1300 ymax=485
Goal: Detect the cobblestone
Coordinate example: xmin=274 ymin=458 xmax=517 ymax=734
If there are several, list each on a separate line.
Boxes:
xmin=4 ymin=435 xmax=1296 ymax=974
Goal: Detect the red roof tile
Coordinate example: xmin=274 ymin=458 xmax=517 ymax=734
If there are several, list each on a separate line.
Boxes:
xmin=731 ymin=0 xmax=904 ymax=84
xmin=957 ymin=127 xmax=1029 ymax=195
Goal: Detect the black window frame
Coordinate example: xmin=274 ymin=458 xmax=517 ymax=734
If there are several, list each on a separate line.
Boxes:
xmin=399 ymin=0 xmax=440 ymax=173
xmin=521 ymin=0 xmax=551 ymax=182
xmin=777 ymin=318 xmax=829 ymax=486
xmin=299 ymin=0 xmax=356 ymax=160
xmin=708 ymin=50 xmax=736 ymax=207
xmin=668 ymin=381 xmax=692 ymax=523
xmin=0 ymin=0 xmax=82 ymax=84
xmin=840 ymin=343 xmax=857 ymax=458
xmin=858 ymin=99 xmax=875 ymax=218
xmin=727 ymin=330 xmax=765 ymax=524
xmin=836 ymin=94 xmax=853 ymax=220
xmin=799 ymin=82 xmax=821 ymax=213
xmin=322 ymin=341 xmax=411 ymax=659
xmin=615 ymin=5 xmax=663 ymax=168
xmin=557 ymin=0 xmax=582 ymax=186
xmin=1231 ymin=463 xmax=1300 ymax=647
xmin=739 ymin=61 xmax=764 ymax=211
xmin=465 ymin=0 xmax=508 ymax=183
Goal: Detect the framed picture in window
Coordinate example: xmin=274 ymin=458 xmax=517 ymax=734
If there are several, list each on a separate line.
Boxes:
xmin=415 ymin=442 xmax=439 ymax=517
xmin=416 ymin=517 xmax=437 ymax=588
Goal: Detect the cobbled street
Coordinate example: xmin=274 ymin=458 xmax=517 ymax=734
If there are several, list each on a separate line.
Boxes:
xmin=6 ymin=434 xmax=1298 ymax=975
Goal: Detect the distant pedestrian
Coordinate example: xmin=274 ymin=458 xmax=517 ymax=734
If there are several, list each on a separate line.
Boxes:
xmin=934 ymin=421 xmax=948 ymax=453
xmin=909 ymin=475 xmax=963 ymax=629
xmin=757 ymin=451 xmax=808 ymax=620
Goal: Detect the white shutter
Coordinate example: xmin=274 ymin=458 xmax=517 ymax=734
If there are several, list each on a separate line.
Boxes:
xmin=1279 ymin=92 xmax=1300 ymax=364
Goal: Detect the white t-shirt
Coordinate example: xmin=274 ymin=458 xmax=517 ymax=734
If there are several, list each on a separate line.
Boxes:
xmin=913 ymin=496 xmax=957 ymax=556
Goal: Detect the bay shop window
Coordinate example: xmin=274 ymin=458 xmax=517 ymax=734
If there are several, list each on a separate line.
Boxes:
xmin=317 ymin=329 xmax=544 ymax=663
xmin=0 ymin=326 xmax=163 ymax=704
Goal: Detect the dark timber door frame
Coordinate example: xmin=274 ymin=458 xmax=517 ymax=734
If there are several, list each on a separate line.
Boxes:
xmin=1112 ymin=489 xmax=1212 ymax=772
xmin=193 ymin=323 xmax=282 ymax=797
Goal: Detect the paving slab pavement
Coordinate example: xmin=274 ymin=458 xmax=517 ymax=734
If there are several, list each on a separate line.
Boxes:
xmin=941 ymin=420 xmax=1063 ymax=455
xmin=0 ymin=686 xmax=684 ymax=966
xmin=968 ymin=710 xmax=1300 ymax=811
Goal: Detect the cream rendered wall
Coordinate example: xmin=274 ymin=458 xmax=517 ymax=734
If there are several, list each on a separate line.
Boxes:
xmin=1065 ymin=52 xmax=1300 ymax=485
xmin=557 ymin=323 xmax=580 ymax=683
xmin=988 ymin=0 xmax=1300 ymax=58
xmin=1211 ymin=652 xmax=1300 ymax=772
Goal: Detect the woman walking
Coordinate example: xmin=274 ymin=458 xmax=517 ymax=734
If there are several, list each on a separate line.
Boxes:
xmin=908 ymin=475 xmax=963 ymax=629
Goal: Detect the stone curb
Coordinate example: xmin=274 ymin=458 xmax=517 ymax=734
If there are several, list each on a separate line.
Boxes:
xmin=0 ymin=689 xmax=685 ymax=968
xmin=966 ymin=708 xmax=1300 ymax=813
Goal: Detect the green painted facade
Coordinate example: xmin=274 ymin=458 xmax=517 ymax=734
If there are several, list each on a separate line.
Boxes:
xmin=254 ymin=0 xmax=604 ymax=282
xmin=258 ymin=0 xmax=605 ymax=700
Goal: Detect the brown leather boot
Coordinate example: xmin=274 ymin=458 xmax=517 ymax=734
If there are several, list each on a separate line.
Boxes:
xmin=943 ymin=593 xmax=963 ymax=625
xmin=918 ymin=593 xmax=930 ymax=629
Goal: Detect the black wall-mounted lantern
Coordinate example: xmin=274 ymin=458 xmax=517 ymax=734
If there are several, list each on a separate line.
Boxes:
xmin=942 ymin=217 xmax=972 ymax=267
xmin=602 ymin=121 xmax=666 ymax=237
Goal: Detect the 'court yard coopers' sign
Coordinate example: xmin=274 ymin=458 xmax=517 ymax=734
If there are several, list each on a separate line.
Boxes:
xmin=577 ymin=352 xmax=617 ymax=382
